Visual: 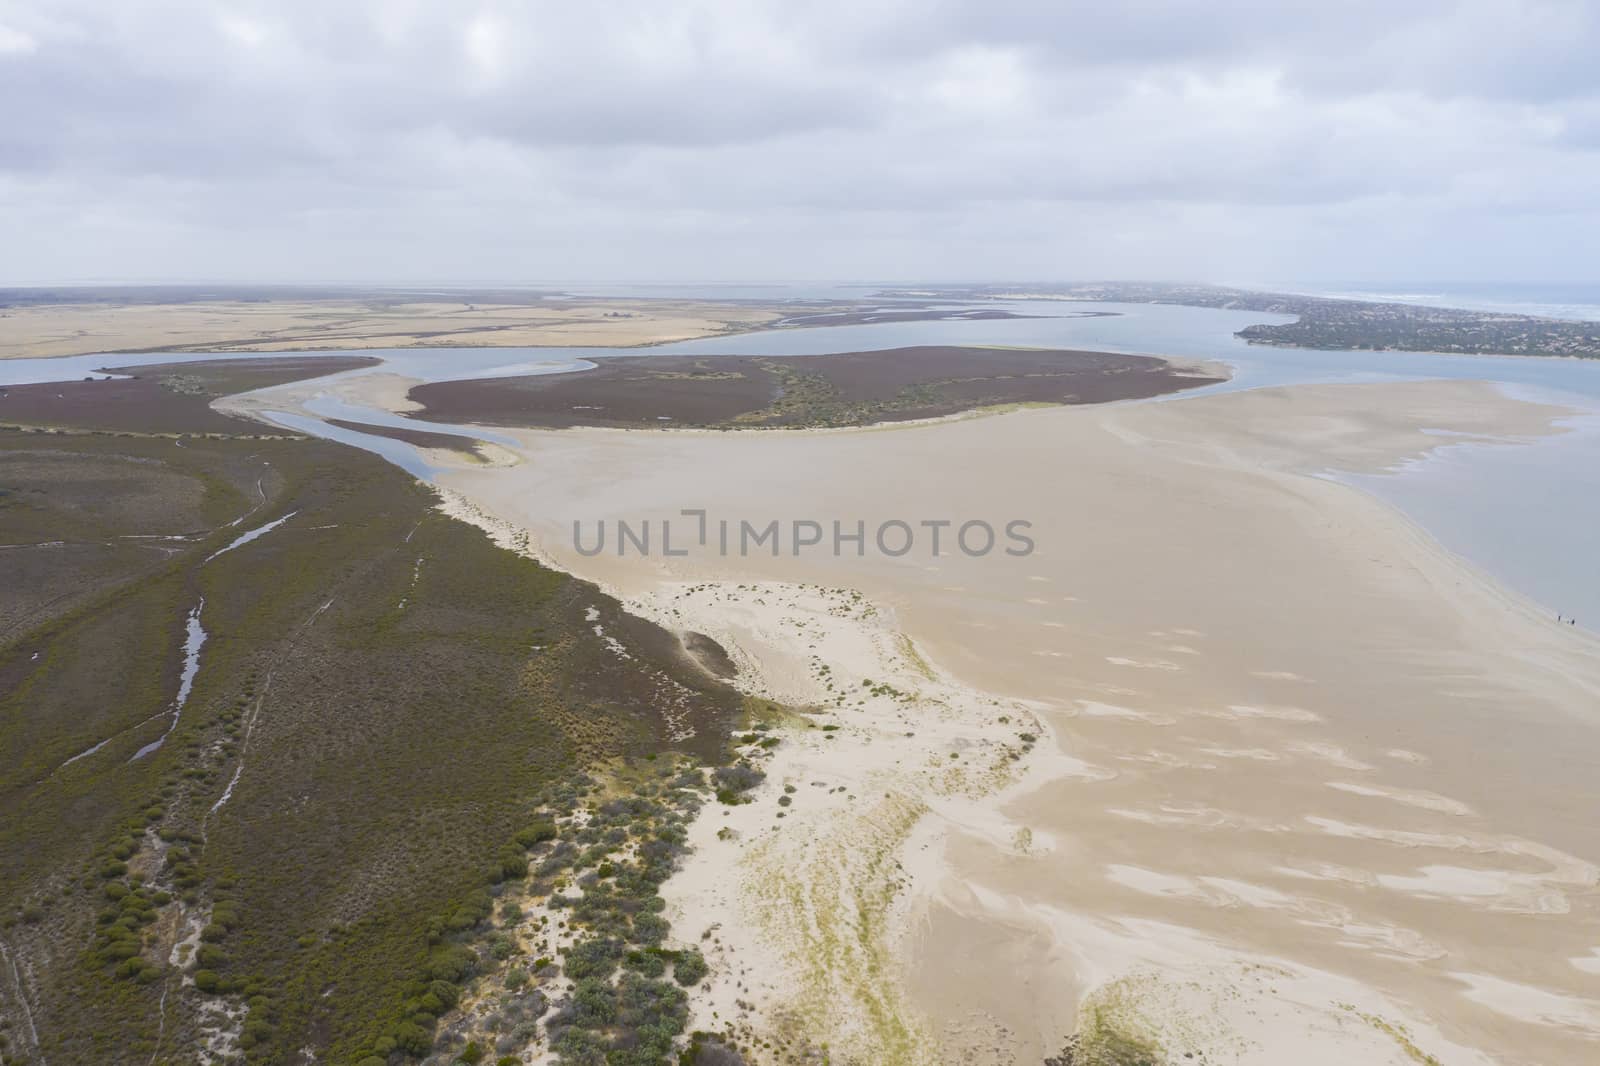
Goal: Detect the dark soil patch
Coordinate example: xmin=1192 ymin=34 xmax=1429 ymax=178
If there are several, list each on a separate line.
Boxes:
xmin=682 ymin=632 xmax=739 ymax=679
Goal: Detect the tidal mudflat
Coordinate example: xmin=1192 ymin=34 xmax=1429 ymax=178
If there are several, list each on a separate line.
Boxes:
xmin=412 ymin=375 xmax=1600 ymax=1065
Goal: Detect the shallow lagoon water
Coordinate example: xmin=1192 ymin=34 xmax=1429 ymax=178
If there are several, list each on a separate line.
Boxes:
xmin=5 ymin=296 xmax=1600 ymax=625
xmin=129 ymin=599 xmax=206 ymax=761
xmin=206 ymin=511 xmax=299 ymax=563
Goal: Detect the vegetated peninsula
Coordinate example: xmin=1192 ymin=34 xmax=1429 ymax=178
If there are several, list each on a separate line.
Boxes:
xmin=0 ymin=357 xmax=759 ymax=1065
xmin=887 ymin=281 xmax=1600 ymax=359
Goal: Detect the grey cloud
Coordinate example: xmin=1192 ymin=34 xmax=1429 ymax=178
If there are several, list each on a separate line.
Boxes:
xmin=0 ymin=0 xmax=1596 ymax=283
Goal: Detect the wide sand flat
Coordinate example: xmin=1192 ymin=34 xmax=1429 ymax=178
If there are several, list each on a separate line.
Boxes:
xmin=0 ymin=298 xmax=784 ymax=359
xmin=409 ymin=379 xmax=1600 ymax=1063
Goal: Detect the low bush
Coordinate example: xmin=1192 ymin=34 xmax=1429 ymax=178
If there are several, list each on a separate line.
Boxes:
xmin=673 ymin=949 xmax=708 ymax=987
xmin=514 ymin=820 xmax=558 ymax=848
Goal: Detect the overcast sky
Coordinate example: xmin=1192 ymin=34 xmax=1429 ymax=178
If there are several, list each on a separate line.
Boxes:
xmin=1 ymin=1 xmax=1597 ymax=286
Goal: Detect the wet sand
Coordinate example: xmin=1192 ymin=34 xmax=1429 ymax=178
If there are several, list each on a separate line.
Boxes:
xmin=408 ymin=346 xmax=1222 ymax=429
xmin=307 ymin=375 xmax=1600 ymax=1062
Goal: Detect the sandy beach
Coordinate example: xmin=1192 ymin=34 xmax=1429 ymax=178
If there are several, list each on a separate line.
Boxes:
xmin=301 ymin=375 xmax=1600 ymax=1064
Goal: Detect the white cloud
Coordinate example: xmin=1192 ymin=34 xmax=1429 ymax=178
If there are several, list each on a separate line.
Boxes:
xmin=0 ymin=0 xmax=1597 ymax=283
xmin=0 ymin=22 xmax=37 ymax=54
xmin=217 ymin=13 xmax=269 ymax=49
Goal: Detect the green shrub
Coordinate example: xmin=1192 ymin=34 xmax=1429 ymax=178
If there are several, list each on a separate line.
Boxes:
xmin=571 ymin=977 xmax=617 ymax=1026
xmin=514 ymin=820 xmax=558 ymax=848
xmin=424 ymin=944 xmax=477 ymax=983
xmin=615 ymin=972 xmax=687 ymax=1038
xmin=428 ymin=979 xmax=461 ymax=1009
xmin=712 ymin=763 xmax=763 ymax=796
xmin=240 ymin=1018 xmax=275 ymax=1048
xmin=497 ymin=847 xmax=529 ymax=880
xmin=552 ymin=1026 xmax=608 ymax=1064
xmin=673 ymin=949 xmax=708 ymax=987
xmin=390 ymin=1017 xmax=428 ymax=1049
xmin=625 ymin=950 xmax=666 ymax=978
xmin=633 ymin=912 xmax=668 ymax=946
xmin=564 ymin=937 xmax=623 ymax=981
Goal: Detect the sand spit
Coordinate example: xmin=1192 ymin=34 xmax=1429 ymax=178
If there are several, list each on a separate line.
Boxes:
xmin=408 ymin=378 xmax=1600 ymax=1064
xmin=215 ymin=369 xmax=429 ymax=420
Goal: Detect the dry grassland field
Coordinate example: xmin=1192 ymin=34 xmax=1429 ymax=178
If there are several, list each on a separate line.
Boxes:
xmin=0 ymin=289 xmax=789 ymax=358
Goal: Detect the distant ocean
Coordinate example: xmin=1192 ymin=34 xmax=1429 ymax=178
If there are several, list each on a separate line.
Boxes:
xmin=1268 ymin=282 xmax=1600 ymax=323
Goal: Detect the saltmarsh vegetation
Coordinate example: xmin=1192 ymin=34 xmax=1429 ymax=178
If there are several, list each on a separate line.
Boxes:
xmin=327 ymin=775 xmax=711 ymax=1060
xmin=343 ymin=763 xmax=727 ymax=1065
xmin=0 ymin=371 xmax=751 ymax=1066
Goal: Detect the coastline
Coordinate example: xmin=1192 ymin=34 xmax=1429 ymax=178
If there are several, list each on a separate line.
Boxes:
xmin=394 ymin=378 xmax=1600 ymax=1064
xmin=9 ymin=324 xmax=1600 ymax=1061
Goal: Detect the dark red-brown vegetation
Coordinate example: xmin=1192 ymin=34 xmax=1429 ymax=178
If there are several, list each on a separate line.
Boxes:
xmin=406 ymin=346 xmax=1222 ymax=430
xmin=0 ymin=356 xmax=377 ymax=435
